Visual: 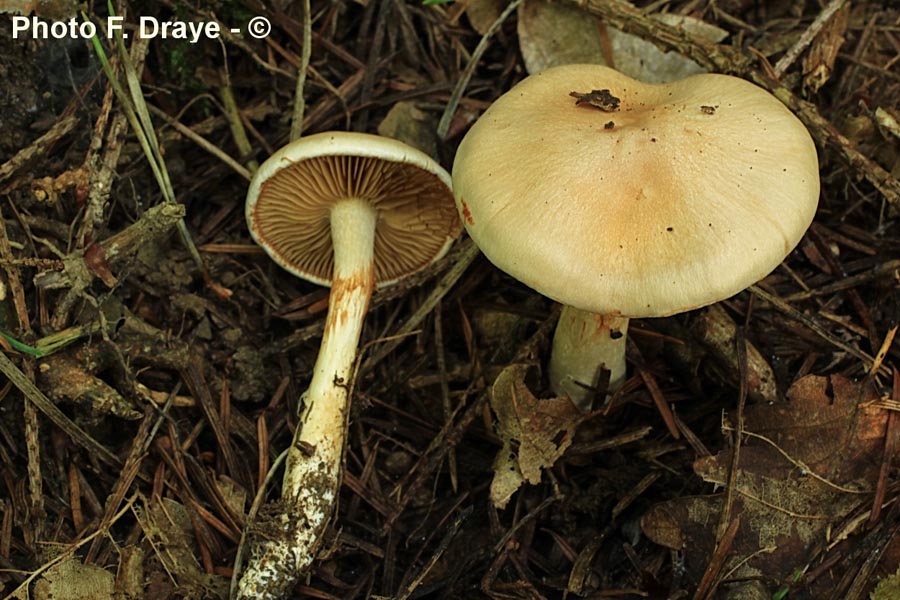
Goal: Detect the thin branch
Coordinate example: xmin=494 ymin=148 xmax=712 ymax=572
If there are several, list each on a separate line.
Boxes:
xmin=290 ymin=0 xmax=313 ymax=141
xmin=773 ymin=0 xmax=849 ymax=77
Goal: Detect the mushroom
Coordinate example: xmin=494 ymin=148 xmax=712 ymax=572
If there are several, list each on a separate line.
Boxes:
xmin=240 ymin=131 xmax=460 ymax=598
xmin=452 ymin=64 xmax=819 ymax=409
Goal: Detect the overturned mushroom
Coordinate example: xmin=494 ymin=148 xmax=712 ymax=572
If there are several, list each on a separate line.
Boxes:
xmin=452 ymin=64 xmax=819 ymax=409
xmin=240 ymin=132 xmax=460 ymax=599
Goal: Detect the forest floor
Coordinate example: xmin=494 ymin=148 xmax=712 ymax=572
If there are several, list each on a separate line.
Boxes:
xmin=1 ymin=0 xmax=899 ymax=599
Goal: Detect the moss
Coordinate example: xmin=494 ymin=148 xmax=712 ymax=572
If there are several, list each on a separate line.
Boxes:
xmin=871 ymin=567 xmax=900 ymax=600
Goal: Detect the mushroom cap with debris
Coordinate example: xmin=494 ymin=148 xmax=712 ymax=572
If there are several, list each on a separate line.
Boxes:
xmin=452 ymin=64 xmax=819 ymax=318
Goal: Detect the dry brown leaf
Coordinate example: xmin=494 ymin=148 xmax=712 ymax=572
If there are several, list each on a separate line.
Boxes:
xmin=802 ymin=2 xmax=850 ymax=93
xmin=134 ymin=497 xmax=228 ymax=599
xmin=465 ymin=0 xmax=507 ymax=35
xmin=641 ymin=374 xmax=886 ymax=588
xmin=33 ymin=558 xmax=115 ymax=600
xmin=517 ymin=0 xmax=727 ymax=80
xmin=216 ymin=474 xmax=248 ymax=519
xmin=490 ymin=364 xmax=581 ymax=508
xmin=691 ymin=304 xmax=778 ymax=404
xmin=518 ymin=0 xmax=607 ymax=74
xmin=377 ymin=100 xmax=438 ymax=158
xmin=609 ymin=13 xmax=727 ymax=83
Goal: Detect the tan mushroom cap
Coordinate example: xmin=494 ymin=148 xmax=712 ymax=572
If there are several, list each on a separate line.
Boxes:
xmin=452 ymin=65 xmax=820 ymax=318
xmin=247 ymin=131 xmax=461 ymax=288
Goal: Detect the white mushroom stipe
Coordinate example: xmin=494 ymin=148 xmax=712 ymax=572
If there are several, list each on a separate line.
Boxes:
xmin=549 ymin=307 xmax=628 ymax=404
xmin=237 ymin=200 xmax=376 ymax=600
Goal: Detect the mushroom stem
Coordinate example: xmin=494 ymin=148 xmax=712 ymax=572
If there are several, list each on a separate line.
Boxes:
xmin=548 ymin=306 xmax=629 ymax=410
xmin=238 ymin=198 xmax=377 ymax=600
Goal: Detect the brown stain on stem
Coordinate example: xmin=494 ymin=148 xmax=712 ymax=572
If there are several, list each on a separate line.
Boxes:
xmin=588 ymin=313 xmax=626 ymax=338
xmin=324 ymin=265 xmax=375 ymax=335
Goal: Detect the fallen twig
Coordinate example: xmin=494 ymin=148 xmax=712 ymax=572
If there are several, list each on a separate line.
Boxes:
xmin=773 ymin=0 xmax=849 ymax=77
xmin=0 ymin=115 xmax=78 ymax=189
xmin=0 ymin=348 xmax=122 ymax=468
xmin=437 ymin=0 xmax=523 ymax=140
